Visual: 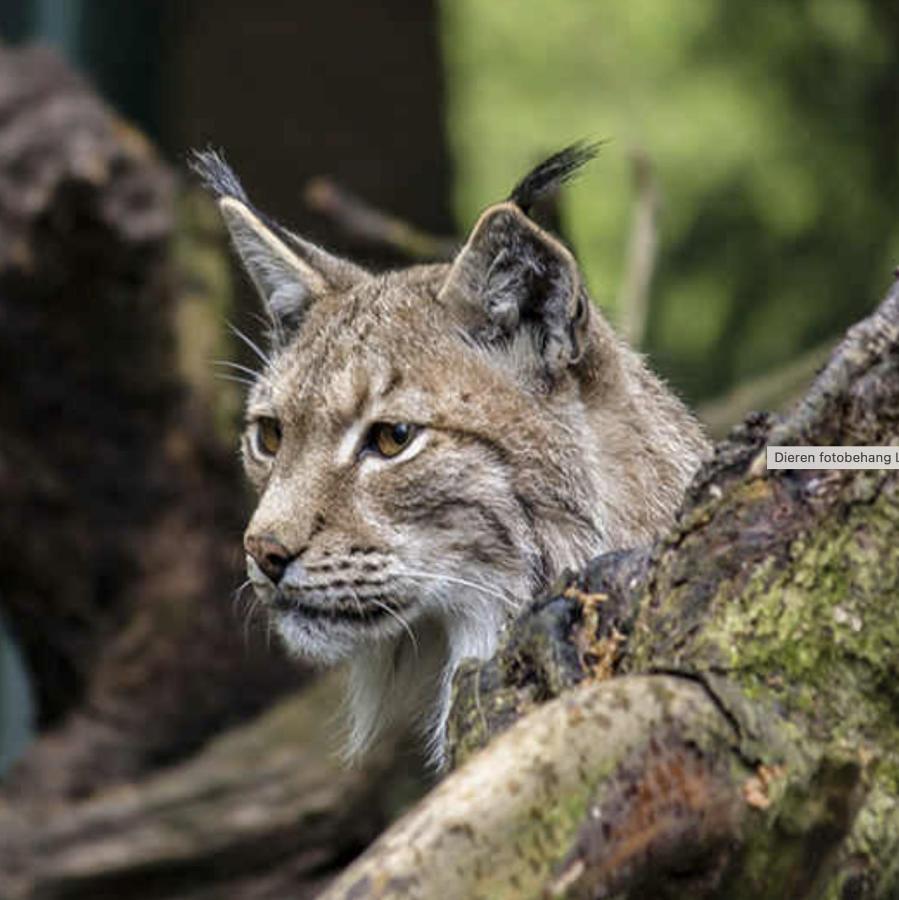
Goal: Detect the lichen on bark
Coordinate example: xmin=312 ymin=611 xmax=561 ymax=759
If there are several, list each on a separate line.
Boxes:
xmin=335 ymin=282 xmax=899 ymax=898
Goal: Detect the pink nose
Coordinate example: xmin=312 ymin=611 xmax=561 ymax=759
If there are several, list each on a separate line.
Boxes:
xmin=245 ymin=534 xmax=294 ymax=584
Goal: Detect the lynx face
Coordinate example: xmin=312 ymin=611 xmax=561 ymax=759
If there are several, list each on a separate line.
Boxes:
xmin=241 ymin=270 xmax=553 ymax=667
xmin=194 ymin=147 xmax=709 ymax=765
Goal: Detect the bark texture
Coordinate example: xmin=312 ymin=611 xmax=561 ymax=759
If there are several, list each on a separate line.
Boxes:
xmin=324 ymin=280 xmax=899 ymax=899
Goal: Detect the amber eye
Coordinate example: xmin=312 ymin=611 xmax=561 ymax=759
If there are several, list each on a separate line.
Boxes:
xmin=254 ymin=417 xmax=282 ymax=457
xmin=370 ymin=422 xmax=416 ymax=458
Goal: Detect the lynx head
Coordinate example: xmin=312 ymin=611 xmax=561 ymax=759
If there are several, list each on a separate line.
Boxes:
xmin=192 ymin=146 xmax=708 ymax=765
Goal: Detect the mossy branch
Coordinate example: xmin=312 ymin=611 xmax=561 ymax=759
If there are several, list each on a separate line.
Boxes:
xmin=323 ymin=278 xmax=899 ymax=898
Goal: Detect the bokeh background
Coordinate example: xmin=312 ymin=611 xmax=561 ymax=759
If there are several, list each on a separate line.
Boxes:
xmin=0 ymin=1 xmax=897 ymax=893
xmin=5 ymin=0 xmax=896 ymax=403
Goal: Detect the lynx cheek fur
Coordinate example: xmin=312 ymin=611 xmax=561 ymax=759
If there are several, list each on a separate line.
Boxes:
xmin=192 ymin=145 xmax=709 ymax=767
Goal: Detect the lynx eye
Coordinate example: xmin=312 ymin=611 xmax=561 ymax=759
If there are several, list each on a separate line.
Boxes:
xmin=369 ymin=422 xmax=416 ymax=459
xmin=254 ymin=417 xmax=282 ymax=457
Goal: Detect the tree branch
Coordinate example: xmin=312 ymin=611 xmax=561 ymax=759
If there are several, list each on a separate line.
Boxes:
xmin=304 ymin=177 xmax=457 ymax=261
xmin=617 ymin=149 xmax=660 ymax=348
xmin=321 ymin=676 xmax=751 ymax=899
xmin=0 ymin=43 xmax=305 ymax=803
xmin=697 ymin=338 xmax=836 ymax=437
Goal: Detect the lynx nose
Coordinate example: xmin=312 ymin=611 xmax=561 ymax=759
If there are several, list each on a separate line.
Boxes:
xmin=245 ymin=534 xmax=295 ymax=584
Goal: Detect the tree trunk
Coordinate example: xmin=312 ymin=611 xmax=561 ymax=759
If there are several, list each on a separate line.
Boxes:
xmin=0 ymin=43 xmax=308 ymax=800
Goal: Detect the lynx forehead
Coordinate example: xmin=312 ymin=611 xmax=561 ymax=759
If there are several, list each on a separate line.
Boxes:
xmin=193 ymin=145 xmax=709 ymax=766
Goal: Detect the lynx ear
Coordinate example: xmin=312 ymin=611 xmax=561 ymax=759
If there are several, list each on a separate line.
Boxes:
xmin=190 ymin=149 xmax=366 ymax=341
xmin=217 ymin=198 xmax=327 ymax=334
xmin=438 ymin=202 xmax=590 ymax=376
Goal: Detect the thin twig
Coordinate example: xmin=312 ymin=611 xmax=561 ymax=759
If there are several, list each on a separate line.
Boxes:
xmin=698 ymin=338 xmax=837 ymax=437
xmin=304 ymin=176 xmax=457 ymax=261
xmin=617 ymin=148 xmax=660 ymax=349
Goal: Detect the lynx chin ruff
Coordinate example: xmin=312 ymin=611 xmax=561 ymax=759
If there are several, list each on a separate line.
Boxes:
xmin=193 ymin=145 xmax=709 ymax=768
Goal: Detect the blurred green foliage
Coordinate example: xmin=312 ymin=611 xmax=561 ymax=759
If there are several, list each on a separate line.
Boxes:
xmin=441 ymin=0 xmax=899 ymax=402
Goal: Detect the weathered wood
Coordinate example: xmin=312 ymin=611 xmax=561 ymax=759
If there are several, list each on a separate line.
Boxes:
xmin=324 ymin=279 xmax=899 ymax=898
xmin=322 ymin=675 xmax=753 ymax=899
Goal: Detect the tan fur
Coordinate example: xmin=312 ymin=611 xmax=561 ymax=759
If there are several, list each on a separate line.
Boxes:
xmin=199 ymin=150 xmax=710 ymax=766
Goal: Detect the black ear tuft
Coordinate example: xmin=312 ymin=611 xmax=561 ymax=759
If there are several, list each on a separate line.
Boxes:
xmin=438 ymin=203 xmax=589 ymax=379
xmin=186 ymin=146 xmax=369 ymax=346
xmin=188 ymin=148 xmax=250 ymax=204
xmin=507 ymin=141 xmax=601 ymax=215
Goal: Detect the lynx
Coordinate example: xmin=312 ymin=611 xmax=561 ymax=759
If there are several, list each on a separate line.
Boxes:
xmin=192 ymin=146 xmax=709 ymax=766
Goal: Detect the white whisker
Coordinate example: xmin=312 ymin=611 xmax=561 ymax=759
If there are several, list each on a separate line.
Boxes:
xmin=227 ymin=321 xmax=272 ymax=367
xmin=400 ymin=569 xmax=522 ymax=612
xmin=215 ymin=372 xmax=255 ymax=388
xmin=212 ymin=359 xmax=275 ymax=390
xmin=250 ymin=309 xmax=286 ymax=348
xmin=369 ymin=598 xmax=419 ymax=656
xmin=231 ymin=579 xmax=252 ymax=616
xmin=344 ymin=583 xmax=420 ymax=657
xmin=243 ymin=594 xmax=261 ymax=645
xmin=213 ymin=359 xmax=260 ymax=378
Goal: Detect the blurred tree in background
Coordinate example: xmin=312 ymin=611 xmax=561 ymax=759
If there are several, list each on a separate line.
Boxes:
xmin=4 ymin=0 xmax=896 ymax=406
xmin=441 ymin=0 xmax=899 ymax=402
